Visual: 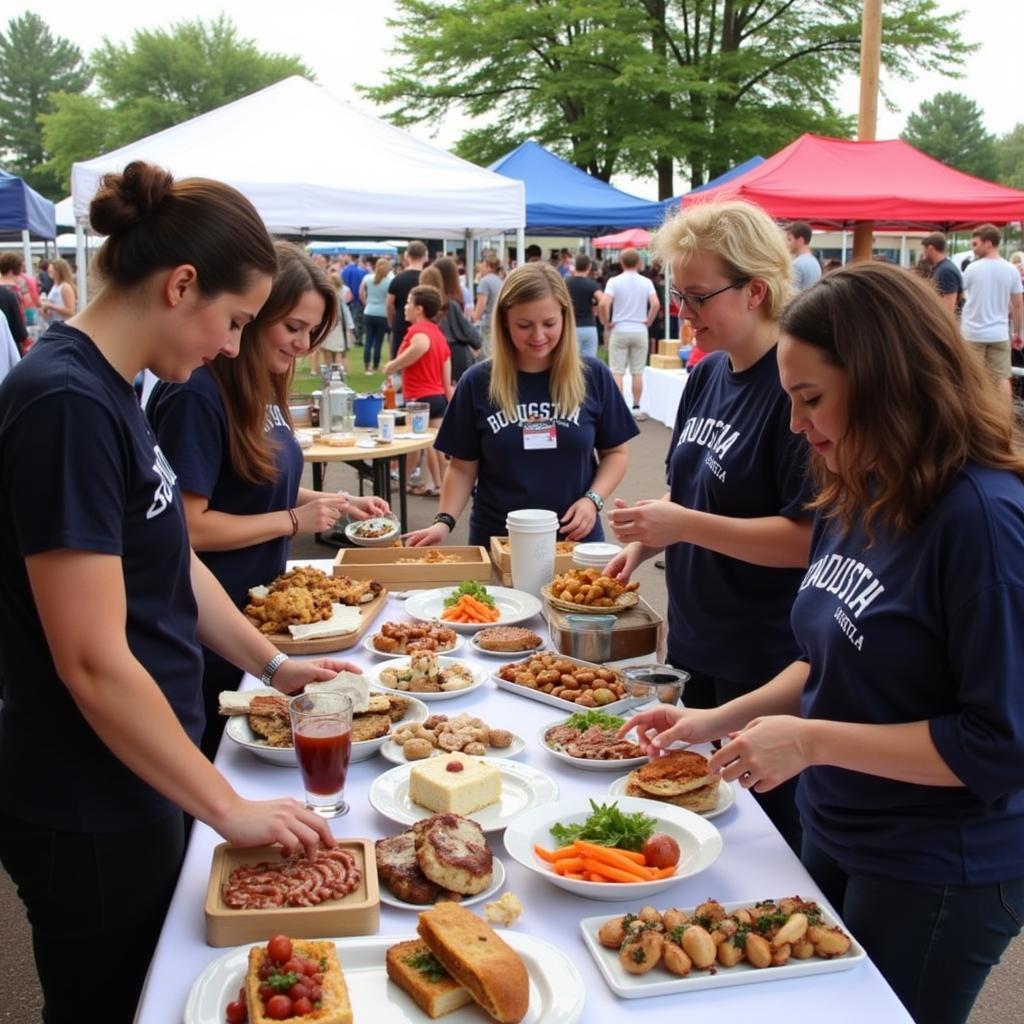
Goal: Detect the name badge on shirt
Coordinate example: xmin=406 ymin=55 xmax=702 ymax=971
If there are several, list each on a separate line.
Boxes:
xmin=522 ymin=419 xmax=558 ymax=450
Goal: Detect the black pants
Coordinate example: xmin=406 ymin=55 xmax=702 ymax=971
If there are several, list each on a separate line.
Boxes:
xmin=803 ymin=838 xmax=1024 ymax=1024
xmin=0 ymin=810 xmax=185 ymax=1024
xmin=200 ymin=653 xmax=243 ymax=761
xmin=671 ymin=661 xmax=803 ymax=856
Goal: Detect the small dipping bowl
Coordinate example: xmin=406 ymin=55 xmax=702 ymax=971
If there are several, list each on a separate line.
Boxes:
xmin=622 ymin=664 xmax=691 ymax=707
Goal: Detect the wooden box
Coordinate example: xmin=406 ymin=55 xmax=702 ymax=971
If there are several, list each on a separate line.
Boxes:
xmin=649 ymin=353 xmax=684 ymax=370
xmin=333 ymin=545 xmax=491 ymax=590
xmin=544 ymin=594 xmax=664 ymax=662
xmin=656 ymin=339 xmax=681 ymax=357
xmin=205 ymin=839 xmax=379 ymax=946
xmin=489 ymin=537 xmax=578 ymax=588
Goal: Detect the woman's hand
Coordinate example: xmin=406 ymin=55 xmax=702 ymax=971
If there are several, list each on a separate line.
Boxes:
xmin=618 ymin=703 xmax=727 ymax=756
xmin=344 ymin=494 xmax=391 ymax=520
xmin=604 ymin=542 xmax=647 ymax=583
xmin=708 ymin=715 xmax=812 ymax=792
xmin=403 ymin=522 xmax=449 ymax=547
xmin=293 ymin=495 xmax=350 ymax=534
xmin=212 ymin=794 xmax=335 ymax=860
xmin=560 ymin=497 xmax=598 ymax=541
xmin=270 ymin=658 xmax=362 ymax=696
xmin=608 ymin=497 xmax=688 ymax=548
xmin=382 ymin=360 xmax=396 ymax=375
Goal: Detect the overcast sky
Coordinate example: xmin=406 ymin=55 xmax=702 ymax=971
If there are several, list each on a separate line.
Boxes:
xmin=28 ymin=0 xmax=1012 ymax=198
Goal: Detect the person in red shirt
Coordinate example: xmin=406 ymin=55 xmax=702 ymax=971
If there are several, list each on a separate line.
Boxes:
xmin=383 ymin=284 xmax=452 ymax=496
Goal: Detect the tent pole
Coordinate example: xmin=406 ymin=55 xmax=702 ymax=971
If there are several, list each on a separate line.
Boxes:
xmin=900 ymin=234 xmax=908 ymax=268
xmin=21 ymin=230 xmax=32 ymax=278
xmin=465 ymin=232 xmax=474 ymax=304
xmin=516 ymin=226 xmax=525 ymax=268
xmin=75 ymin=224 xmax=87 ymax=304
xmin=841 ymin=230 xmax=849 ymax=264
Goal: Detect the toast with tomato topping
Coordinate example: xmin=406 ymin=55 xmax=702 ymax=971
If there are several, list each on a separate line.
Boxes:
xmin=245 ymin=938 xmax=352 ymax=1024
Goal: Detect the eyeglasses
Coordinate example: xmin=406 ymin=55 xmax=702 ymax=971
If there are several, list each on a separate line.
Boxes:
xmin=670 ymin=277 xmax=751 ymax=313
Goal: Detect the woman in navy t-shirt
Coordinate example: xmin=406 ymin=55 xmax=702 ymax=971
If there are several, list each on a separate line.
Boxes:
xmin=0 ymin=164 xmax=348 ymax=1024
xmin=607 ymin=200 xmax=814 ymax=852
xmin=149 ymin=243 xmax=388 ymax=758
xmin=626 ymin=263 xmax=1024 ymax=1024
xmin=405 ymin=263 xmax=639 ymax=547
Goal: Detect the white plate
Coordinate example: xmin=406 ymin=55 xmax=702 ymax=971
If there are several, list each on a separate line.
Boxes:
xmin=469 ymin=633 xmax=549 ymax=658
xmin=493 ymin=673 xmax=633 ymax=717
xmin=379 ymin=857 xmax=507 ymax=911
xmin=607 ymin=774 xmax=737 ymax=819
xmin=538 ymin=721 xmax=648 ymax=772
xmin=380 ymin=730 xmax=526 ymax=765
xmin=223 ymin=694 xmax=429 ymax=766
xmin=369 ymin=758 xmax=559 ymax=833
xmin=361 ymin=631 xmax=463 ymax=659
xmin=367 ymin=657 xmax=489 ymax=702
xmin=502 ymin=795 xmax=722 ymax=901
xmin=579 ymin=898 xmax=866 ymax=998
xmin=184 ymin=931 xmax=584 ymax=1024
xmin=345 ymin=515 xmax=401 ymax=547
xmin=404 ymin=586 xmax=543 ymax=634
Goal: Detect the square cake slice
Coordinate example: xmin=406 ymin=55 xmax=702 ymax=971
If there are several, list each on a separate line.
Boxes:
xmin=408 ymin=753 xmax=501 ymax=816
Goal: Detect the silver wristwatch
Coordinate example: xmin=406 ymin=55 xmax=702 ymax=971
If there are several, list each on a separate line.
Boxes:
xmin=584 ymin=489 xmax=605 ymax=511
xmin=260 ymin=652 xmax=288 ymax=687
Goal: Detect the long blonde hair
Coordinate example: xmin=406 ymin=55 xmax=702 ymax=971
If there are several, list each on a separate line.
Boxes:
xmin=373 ymin=257 xmax=391 ymax=284
xmin=488 ymin=263 xmax=585 ymax=421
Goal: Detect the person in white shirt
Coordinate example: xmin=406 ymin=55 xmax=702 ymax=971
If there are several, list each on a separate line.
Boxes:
xmin=785 ymin=221 xmax=822 ymax=291
xmin=961 ymin=223 xmax=1024 ymax=398
xmin=600 ymin=248 xmax=660 ymax=419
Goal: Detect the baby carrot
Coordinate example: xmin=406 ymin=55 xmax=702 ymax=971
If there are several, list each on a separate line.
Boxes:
xmin=553 ymin=857 xmax=587 ymax=875
xmin=534 ymin=844 xmax=578 ymax=862
xmin=575 ymin=844 xmax=655 ymax=878
xmin=580 ymin=859 xmax=648 ymax=884
xmin=651 ymin=866 xmax=677 ymax=879
xmin=573 ymin=840 xmax=647 ymax=866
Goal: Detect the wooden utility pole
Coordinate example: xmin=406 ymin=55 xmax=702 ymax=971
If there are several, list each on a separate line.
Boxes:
xmin=853 ymin=0 xmax=883 ymax=260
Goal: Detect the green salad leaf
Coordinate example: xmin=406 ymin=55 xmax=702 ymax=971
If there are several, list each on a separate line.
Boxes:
xmin=564 ymin=709 xmax=625 ymax=732
xmin=443 ymin=580 xmax=494 ymax=608
xmin=549 ymin=799 xmax=657 ymax=851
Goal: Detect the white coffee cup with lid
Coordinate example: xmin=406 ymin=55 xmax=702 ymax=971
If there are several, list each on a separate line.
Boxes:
xmin=505 ymin=509 xmax=559 ymax=597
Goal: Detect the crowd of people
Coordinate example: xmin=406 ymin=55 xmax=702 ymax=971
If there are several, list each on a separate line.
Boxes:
xmin=0 ymin=159 xmax=1022 ymax=1024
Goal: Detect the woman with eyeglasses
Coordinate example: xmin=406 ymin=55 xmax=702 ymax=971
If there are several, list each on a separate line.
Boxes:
xmin=607 ymin=200 xmax=813 ymax=853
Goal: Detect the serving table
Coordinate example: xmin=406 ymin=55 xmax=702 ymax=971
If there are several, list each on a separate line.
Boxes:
xmin=638 ymin=366 xmax=687 ymax=428
xmin=134 ymin=564 xmax=910 ymax=1023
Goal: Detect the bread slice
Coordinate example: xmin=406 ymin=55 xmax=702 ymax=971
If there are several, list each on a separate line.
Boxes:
xmin=245 ymin=939 xmax=352 ymax=1024
xmin=628 ymin=749 xmax=714 ymax=796
xmin=386 ymin=939 xmax=475 ymax=1019
xmin=417 ymin=903 xmax=529 ymax=1024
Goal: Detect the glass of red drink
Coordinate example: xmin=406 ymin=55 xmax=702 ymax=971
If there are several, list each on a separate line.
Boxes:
xmin=288 ymin=692 xmax=353 ymax=817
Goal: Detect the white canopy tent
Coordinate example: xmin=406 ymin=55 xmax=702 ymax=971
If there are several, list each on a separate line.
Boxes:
xmin=70 ymin=76 xmax=526 ymax=298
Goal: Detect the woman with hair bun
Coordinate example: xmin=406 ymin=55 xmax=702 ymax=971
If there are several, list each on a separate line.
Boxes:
xmin=0 ymin=162 xmax=346 ymax=1024
xmin=405 ymin=262 xmax=638 ymax=546
xmin=607 ymin=200 xmax=815 ymax=853
xmin=149 ymin=241 xmax=388 ymax=758
xmin=626 ymin=262 xmax=1024 ymax=1024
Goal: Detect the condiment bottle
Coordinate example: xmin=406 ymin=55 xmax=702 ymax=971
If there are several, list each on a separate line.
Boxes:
xmin=383 ymin=379 xmax=396 ymax=410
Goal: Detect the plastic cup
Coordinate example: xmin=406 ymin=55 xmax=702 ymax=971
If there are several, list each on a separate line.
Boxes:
xmin=289 ymin=692 xmax=352 ymax=818
xmin=622 ymin=664 xmax=690 ymax=708
xmin=406 ymin=401 xmax=430 ymax=434
xmin=566 ymin=614 xmax=617 ymax=664
xmin=377 ymin=411 xmax=396 ymax=442
xmin=506 ymin=508 xmax=559 ymax=597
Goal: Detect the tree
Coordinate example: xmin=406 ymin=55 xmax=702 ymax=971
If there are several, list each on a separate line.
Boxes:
xmin=0 ymin=13 xmax=90 ymax=196
xmin=365 ymin=1 xmax=973 ymax=198
xmin=994 ymin=123 xmax=1024 ymax=191
xmin=901 ymin=91 xmax=999 ymax=181
xmin=40 ymin=16 xmax=311 ymax=194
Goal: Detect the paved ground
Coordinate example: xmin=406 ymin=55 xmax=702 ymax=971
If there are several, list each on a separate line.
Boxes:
xmin=1 ymin=416 xmax=1020 ymax=1021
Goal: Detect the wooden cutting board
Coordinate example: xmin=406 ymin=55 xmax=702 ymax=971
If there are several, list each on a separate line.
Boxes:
xmin=263 ymin=587 xmax=389 ymax=654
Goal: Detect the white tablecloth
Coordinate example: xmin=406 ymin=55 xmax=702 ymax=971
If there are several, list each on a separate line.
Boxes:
xmin=638 ymin=366 xmax=687 ymax=427
xmin=135 ymin=570 xmax=909 ymax=1023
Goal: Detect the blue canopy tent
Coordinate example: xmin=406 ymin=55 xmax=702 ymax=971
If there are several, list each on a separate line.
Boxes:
xmin=0 ymin=169 xmax=57 ymax=278
xmin=681 ymin=155 xmax=765 ymax=199
xmin=488 ymin=141 xmax=671 ymax=234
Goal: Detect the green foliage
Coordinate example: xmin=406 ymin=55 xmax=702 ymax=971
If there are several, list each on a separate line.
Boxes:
xmin=901 ymin=90 xmax=999 ymax=181
xmin=39 ymin=15 xmax=311 ymax=194
xmin=365 ymin=0 xmax=973 ymax=198
xmin=0 ymin=13 xmax=90 ymax=197
xmin=995 ymin=123 xmax=1024 ymax=191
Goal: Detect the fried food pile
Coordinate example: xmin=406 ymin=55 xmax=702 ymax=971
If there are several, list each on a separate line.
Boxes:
xmin=549 ymin=568 xmax=639 ymax=607
xmin=371 ymin=621 xmax=458 ymax=654
xmin=392 ymin=713 xmax=514 ymax=760
xmin=246 ymin=691 xmax=411 ymax=748
xmin=497 ymin=654 xmax=625 ymax=707
xmin=244 ymin=566 xmax=382 ymax=635
xmin=395 ymin=549 xmax=464 ymax=564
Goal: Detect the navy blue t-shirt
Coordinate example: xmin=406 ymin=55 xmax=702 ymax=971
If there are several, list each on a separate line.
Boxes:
xmin=665 ymin=347 xmax=813 ymax=685
xmin=435 ymin=357 xmax=639 ymax=545
xmin=148 ymin=367 xmax=303 ymax=608
xmin=0 ymin=323 xmax=203 ymax=832
xmin=794 ymin=465 xmax=1024 ymax=886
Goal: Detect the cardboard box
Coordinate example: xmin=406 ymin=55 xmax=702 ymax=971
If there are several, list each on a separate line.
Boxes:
xmin=656 ymin=339 xmax=681 ymax=357
xmin=333 ymin=545 xmax=491 ymax=589
xmin=649 ymin=353 xmax=685 ymax=370
xmin=489 ymin=537 xmax=578 ymax=580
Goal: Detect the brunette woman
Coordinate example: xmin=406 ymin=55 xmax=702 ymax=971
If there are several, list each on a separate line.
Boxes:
xmin=431 ymin=254 xmax=482 ymax=381
xmin=624 ymin=262 xmax=1024 ymax=1024
xmin=149 ymin=242 xmax=388 ymax=758
xmin=0 ymin=163 xmax=345 ymax=1024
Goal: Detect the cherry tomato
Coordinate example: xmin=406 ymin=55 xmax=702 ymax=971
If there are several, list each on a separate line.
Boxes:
xmin=289 ymin=982 xmax=310 ymax=1001
xmin=300 ymin=959 xmax=318 ymax=976
xmin=225 ymin=997 xmax=247 ymax=1023
xmin=258 ymin=963 xmax=271 ymax=980
xmin=267 ymin=935 xmax=293 ymax=965
xmin=258 ymin=985 xmax=276 ymax=1002
xmin=640 ymin=832 xmax=680 ymax=868
xmin=283 ymin=959 xmax=302 ymax=976
xmin=310 ymin=971 xmax=323 ymax=984
xmin=265 ymin=994 xmax=294 ymax=1020
xmin=308 ymin=985 xmax=322 ymax=1003
xmin=293 ymin=997 xmax=314 ymax=1015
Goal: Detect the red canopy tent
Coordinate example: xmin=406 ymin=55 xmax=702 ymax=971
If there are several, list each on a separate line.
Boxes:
xmin=593 ymin=227 xmax=652 ymax=248
xmin=683 ymin=134 xmax=1024 ymax=230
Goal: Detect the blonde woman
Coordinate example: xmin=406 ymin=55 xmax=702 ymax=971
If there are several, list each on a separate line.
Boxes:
xmin=405 ymin=262 xmax=638 ymax=547
xmin=40 ymin=257 xmax=77 ymax=322
xmin=606 ymin=200 xmax=815 ymax=853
